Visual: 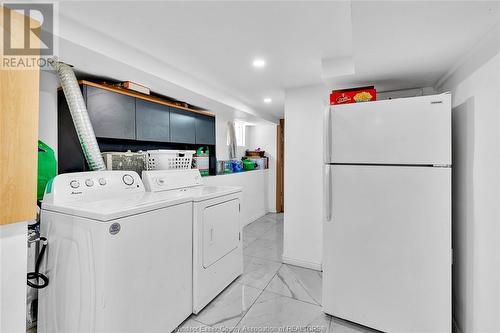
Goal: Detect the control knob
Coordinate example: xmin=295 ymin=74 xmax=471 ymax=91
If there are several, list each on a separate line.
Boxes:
xmin=122 ymin=174 xmax=134 ymax=186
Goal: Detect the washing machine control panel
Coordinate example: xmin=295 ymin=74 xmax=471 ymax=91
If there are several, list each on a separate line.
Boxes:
xmin=42 ymin=171 xmax=145 ymax=204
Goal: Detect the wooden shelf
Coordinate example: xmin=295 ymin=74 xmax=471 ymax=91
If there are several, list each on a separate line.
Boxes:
xmin=77 ymin=80 xmax=215 ymax=117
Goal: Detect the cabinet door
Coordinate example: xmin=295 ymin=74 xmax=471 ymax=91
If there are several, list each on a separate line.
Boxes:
xmin=170 ymin=107 xmax=196 ymax=144
xmin=86 ymin=86 xmax=136 ymax=139
xmin=136 ymin=100 xmax=170 ymax=142
xmin=195 ymin=114 xmax=216 ymax=145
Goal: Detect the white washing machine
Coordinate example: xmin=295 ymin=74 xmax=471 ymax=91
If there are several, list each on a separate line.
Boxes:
xmin=38 ymin=171 xmax=193 ymax=333
xmin=143 ymin=169 xmax=243 ymax=313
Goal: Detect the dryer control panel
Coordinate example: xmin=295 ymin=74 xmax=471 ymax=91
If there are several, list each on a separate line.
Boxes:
xmin=42 ymin=171 xmax=144 ymax=204
xmin=143 ymin=169 xmax=203 ymax=192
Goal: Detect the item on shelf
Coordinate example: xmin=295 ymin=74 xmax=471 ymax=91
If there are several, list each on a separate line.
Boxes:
xmin=37 ymin=140 xmax=57 ymax=201
xmin=172 ymin=101 xmax=190 ymax=108
xmin=193 ymin=147 xmax=210 ymax=176
xmin=216 ymin=161 xmax=225 ymax=175
xmin=244 ymin=153 xmax=269 ymax=170
xmin=254 ymin=158 xmax=265 ymax=170
xmin=118 ymin=81 xmax=150 ymax=95
xmin=231 ymin=160 xmax=243 ymax=173
xmin=330 ymin=86 xmax=377 ymax=105
xmin=223 ymin=161 xmax=233 ymax=174
xmin=243 ymin=160 xmax=256 ymax=171
xmin=102 ymin=150 xmax=147 ymax=175
xmin=245 ymin=149 xmax=266 ymax=157
xmin=146 ymin=150 xmax=195 ymax=170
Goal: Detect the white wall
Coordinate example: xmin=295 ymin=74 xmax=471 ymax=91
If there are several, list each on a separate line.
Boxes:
xmin=204 ymin=170 xmax=269 ymax=226
xmin=437 ymin=24 xmax=500 ymax=333
xmin=247 ymin=123 xmax=278 ymax=213
xmin=39 ymin=71 xmax=59 ymax=154
xmin=0 ymin=222 xmax=28 ymax=333
xmin=214 ymin=116 xmax=249 ymax=161
xmin=282 ymin=84 xmax=328 ymax=270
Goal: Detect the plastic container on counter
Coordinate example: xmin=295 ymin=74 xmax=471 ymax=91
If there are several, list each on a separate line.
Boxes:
xmin=243 ymin=160 xmax=255 ymax=171
xmin=231 ymin=160 xmax=243 ymax=173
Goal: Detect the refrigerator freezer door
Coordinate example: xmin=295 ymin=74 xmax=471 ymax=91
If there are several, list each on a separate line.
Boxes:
xmin=322 ymin=165 xmax=451 ymax=333
xmin=328 ymin=94 xmax=451 ymax=165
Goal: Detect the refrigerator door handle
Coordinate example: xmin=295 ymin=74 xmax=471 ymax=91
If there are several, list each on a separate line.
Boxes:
xmin=323 ymin=105 xmax=332 ymax=163
xmin=324 ymin=165 xmax=332 ymax=222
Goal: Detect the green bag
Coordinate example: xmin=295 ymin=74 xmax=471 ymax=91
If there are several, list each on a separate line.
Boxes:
xmin=37 ymin=140 xmax=57 ymax=201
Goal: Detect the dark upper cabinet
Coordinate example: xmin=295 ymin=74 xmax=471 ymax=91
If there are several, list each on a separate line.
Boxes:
xmin=136 ymin=99 xmax=170 ymax=142
xmin=195 ymin=114 xmax=216 ymax=145
xmin=85 ymin=86 xmax=136 ymax=140
xmin=170 ymin=107 xmax=196 ymax=144
xmin=58 ymin=82 xmax=218 ymax=174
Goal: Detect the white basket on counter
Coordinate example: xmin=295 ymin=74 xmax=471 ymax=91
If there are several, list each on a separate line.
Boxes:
xmin=146 ymin=150 xmax=195 ymax=170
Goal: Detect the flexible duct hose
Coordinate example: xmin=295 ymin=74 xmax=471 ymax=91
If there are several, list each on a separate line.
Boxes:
xmin=49 ymin=59 xmax=106 ymax=171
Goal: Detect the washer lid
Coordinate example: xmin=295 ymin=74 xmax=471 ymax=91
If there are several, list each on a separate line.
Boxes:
xmin=42 ymin=191 xmax=193 ymax=221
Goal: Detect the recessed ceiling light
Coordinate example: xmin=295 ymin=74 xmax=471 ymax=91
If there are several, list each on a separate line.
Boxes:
xmin=263 ymin=98 xmax=272 ymax=103
xmin=252 ymin=58 xmax=266 ymax=68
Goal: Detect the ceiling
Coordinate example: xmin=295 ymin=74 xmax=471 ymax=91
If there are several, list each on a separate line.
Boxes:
xmin=57 ymin=1 xmax=500 ymax=121
xmin=338 ymin=1 xmax=500 ymax=91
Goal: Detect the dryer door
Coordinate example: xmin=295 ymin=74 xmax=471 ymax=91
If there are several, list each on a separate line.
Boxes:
xmin=203 ymin=198 xmax=240 ymax=268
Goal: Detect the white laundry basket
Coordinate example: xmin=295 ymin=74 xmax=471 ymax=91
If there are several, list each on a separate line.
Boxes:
xmin=146 ymin=150 xmax=195 ymax=170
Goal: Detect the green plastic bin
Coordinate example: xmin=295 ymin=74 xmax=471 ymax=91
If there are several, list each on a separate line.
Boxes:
xmin=37 ymin=140 xmax=57 ymax=201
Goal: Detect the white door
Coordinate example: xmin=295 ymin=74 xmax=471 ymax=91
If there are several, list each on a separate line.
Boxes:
xmin=323 ymin=165 xmax=451 ymax=333
xmin=203 ymin=198 xmax=240 ymax=268
xmin=326 ymin=94 xmax=451 ymax=165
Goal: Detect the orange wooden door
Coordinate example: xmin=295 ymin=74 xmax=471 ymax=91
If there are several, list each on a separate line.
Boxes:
xmin=276 ymin=119 xmax=284 ymax=212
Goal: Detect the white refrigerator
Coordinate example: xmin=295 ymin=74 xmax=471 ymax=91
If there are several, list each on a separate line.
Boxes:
xmin=323 ymin=93 xmax=452 ymax=333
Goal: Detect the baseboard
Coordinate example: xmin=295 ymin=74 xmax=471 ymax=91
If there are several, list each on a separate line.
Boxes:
xmin=282 ymin=255 xmax=322 ymax=271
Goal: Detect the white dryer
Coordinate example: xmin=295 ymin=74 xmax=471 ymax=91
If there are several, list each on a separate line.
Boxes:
xmin=39 ymin=171 xmax=193 ymax=333
xmin=143 ymin=169 xmax=243 ymax=313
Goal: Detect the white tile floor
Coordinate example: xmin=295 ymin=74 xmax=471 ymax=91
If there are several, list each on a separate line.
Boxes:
xmin=176 ymin=213 xmax=378 ymax=333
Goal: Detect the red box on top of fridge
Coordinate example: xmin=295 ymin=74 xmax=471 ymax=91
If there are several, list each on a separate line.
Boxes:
xmin=330 ymin=86 xmax=377 ymax=105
